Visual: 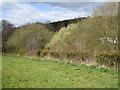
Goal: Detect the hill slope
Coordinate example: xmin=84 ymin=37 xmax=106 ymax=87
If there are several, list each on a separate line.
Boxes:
xmin=41 ymin=2 xmax=118 ymax=68
xmin=5 ymin=23 xmax=54 ymax=56
xmin=3 ymin=17 xmax=86 ymax=56
xmin=49 ymin=17 xmax=86 ymax=32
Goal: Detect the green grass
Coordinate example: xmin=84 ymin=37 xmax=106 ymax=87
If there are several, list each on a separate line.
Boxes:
xmin=2 ymin=55 xmax=118 ymax=88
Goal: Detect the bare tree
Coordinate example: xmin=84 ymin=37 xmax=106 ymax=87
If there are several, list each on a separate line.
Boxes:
xmin=0 ymin=20 xmax=14 ymax=52
xmin=92 ymin=2 xmax=118 ymax=52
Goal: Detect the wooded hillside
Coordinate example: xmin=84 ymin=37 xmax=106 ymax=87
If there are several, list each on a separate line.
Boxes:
xmin=1 ymin=2 xmax=119 ymax=68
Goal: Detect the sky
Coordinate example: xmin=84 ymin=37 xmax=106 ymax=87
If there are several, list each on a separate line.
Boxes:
xmin=0 ymin=1 xmax=108 ymax=27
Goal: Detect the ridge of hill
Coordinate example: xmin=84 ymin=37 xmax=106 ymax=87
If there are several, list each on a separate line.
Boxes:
xmin=49 ymin=17 xmax=86 ymax=32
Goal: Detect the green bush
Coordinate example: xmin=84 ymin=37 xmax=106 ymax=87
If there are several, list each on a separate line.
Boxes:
xmin=66 ymin=51 xmax=90 ymax=61
xmin=49 ymin=51 xmax=60 ymax=58
xmin=37 ymin=50 xmax=42 ymax=56
xmin=41 ymin=49 xmax=90 ymax=62
xmin=40 ymin=49 xmax=49 ymax=57
xmin=96 ymin=51 xmax=119 ymax=67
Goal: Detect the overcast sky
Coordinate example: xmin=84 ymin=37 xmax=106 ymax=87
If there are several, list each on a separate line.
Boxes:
xmin=1 ymin=2 xmax=105 ymax=26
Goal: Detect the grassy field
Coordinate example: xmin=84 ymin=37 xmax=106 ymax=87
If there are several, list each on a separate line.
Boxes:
xmin=2 ymin=55 xmax=118 ymax=88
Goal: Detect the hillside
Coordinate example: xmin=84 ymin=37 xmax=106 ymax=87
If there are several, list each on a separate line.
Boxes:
xmin=5 ymin=23 xmax=53 ymax=56
xmin=15 ymin=17 xmax=86 ymax=32
xmin=41 ymin=2 xmax=118 ymax=68
xmin=1 ymin=2 xmax=119 ymax=89
xmin=2 ymin=2 xmax=118 ymax=68
xmin=49 ymin=17 xmax=86 ymax=32
xmin=2 ymin=17 xmax=86 ymax=56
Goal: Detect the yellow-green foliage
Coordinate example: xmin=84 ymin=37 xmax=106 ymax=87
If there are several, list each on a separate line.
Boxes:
xmin=43 ymin=19 xmax=97 ymax=62
xmin=42 ymin=2 xmax=118 ymax=67
xmin=6 ymin=23 xmax=53 ymax=56
xmin=96 ymin=51 xmax=119 ymax=68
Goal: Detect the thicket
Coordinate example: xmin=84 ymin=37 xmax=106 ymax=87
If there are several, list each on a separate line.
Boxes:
xmin=5 ymin=23 xmax=53 ymax=56
xmin=2 ymin=2 xmax=119 ymax=68
xmin=41 ymin=2 xmax=118 ymax=68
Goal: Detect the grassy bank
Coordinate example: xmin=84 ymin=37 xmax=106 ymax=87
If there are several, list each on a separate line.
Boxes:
xmin=2 ymin=55 xmax=118 ymax=88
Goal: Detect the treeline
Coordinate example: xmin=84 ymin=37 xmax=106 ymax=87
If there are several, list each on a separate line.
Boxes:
xmin=41 ymin=2 xmax=119 ymax=68
xmin=1 ymin=17 xmax=84 ymax=56
xmin=49 ymin=17 xmax=86 ymax=32
xmin=2 ymin=23 xmax=53 ymax=56
xmin=0 ymin=20 xmax=15 ymax=53
xmin=1 ymin=2 xmax=119 ymax=68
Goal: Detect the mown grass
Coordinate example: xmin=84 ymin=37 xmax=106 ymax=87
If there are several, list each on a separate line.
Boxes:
xmin=2 ymin=55 xmax=118 ymax=88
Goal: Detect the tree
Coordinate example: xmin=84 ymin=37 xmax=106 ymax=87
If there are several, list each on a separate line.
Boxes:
xmin=0 ymin=20 xmax=14 ymax=52
xmin=5 ymin=23 xmax=53 ymax=56
xmin=92 ymin=2 xmax=118 ymax=53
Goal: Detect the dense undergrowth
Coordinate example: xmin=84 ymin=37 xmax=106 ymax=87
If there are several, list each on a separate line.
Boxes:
xmin=2 ymin=2 xmax=119 ymax=69
xmin=39 ymin=2 xmax=118 ymax=68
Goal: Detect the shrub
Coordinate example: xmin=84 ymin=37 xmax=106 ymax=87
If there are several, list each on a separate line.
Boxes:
xmin=40 ymin=49 xmax=91 ymax=63
xmin=37 ymin=50 xmax=42 ymax=56
xmin=49 ymin=51 xmax=60 ymax=58
xmin=96 ymin=51 xmax=119 ymax=68
xmin=65 ymin=51 xmax=90 ymax=61
xmin=40 ymin=49 xmax=49 ymax=57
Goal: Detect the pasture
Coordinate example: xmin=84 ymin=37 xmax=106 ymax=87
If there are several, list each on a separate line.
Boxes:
xmin=2 ymin=55 xmax=118 ymax=88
